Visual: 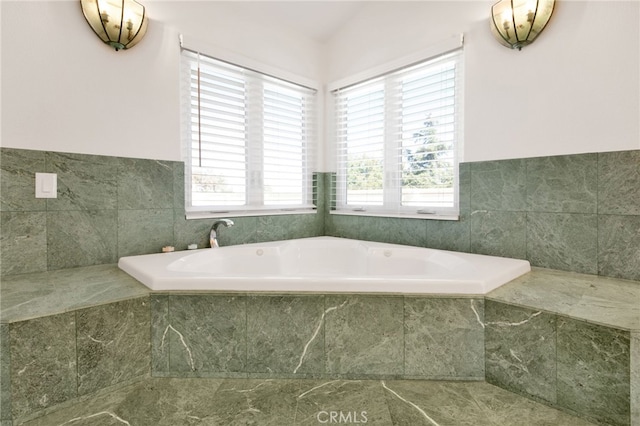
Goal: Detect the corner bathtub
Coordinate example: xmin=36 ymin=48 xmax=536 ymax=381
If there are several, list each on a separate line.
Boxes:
xmin=118 ymin=237 xmax=531 ymax=294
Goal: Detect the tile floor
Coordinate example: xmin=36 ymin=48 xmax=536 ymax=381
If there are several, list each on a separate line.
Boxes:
xmin=19 ymin=378 xmax=596 ymax=426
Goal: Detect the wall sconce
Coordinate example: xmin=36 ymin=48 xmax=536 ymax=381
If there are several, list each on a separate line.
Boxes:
xmin=491 ymin=0 xmax=555 ymax=50
xmin=80 ymin=0 xmax=148 ymax=51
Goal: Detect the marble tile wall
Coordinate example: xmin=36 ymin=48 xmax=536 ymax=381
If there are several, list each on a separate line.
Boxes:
xmin=0 ymin=148 xmax=324 ymax=276
xmin=151 ymin=294 xmax=486 ymax=381
xmin=485 ymin=300 xmax=632 ymax=426
xmin=326 ymin=150 xmax=640 ymax=281
xmin=5 ymin=297 xmax=150 ymax=422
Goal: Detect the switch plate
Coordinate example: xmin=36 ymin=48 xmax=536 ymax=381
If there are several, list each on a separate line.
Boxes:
xmin=35 ymin=173 xmax=57 ymax=198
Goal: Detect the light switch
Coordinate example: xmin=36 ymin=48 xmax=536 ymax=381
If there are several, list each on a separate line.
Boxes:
xmin=35 ymin=173 xmax=57 ymax=198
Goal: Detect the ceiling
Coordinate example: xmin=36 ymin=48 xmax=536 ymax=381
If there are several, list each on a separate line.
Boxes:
xmin=218 ymin=1 xmax=369 ymax=42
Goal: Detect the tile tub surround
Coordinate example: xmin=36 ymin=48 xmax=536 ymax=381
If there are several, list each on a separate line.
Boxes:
xmin=0 ymin=265 xmax=151 ymax=423
xmin=151 ymin=294 xmax=486 ymax=381
xmin=17 ymin=378 xmax=597 ymax=426
xmin=326 ymin=150 xmax=640 ymax=281
xmin=487 ymin=268 xmax=640 ymax=426
xmin=0 ymin=148 xmax=324 ymax=276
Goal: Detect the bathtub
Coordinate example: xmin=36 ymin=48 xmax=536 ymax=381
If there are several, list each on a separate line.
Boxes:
xmin=118 ymin=237 xmax=530 ymax=294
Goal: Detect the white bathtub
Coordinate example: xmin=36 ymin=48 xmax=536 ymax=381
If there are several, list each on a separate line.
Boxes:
xmin=118 ymin=237 xmax=531 ymax=294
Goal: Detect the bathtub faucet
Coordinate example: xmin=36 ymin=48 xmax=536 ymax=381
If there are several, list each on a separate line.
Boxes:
xmin=210 ymin=219 xmax=234 ymax=248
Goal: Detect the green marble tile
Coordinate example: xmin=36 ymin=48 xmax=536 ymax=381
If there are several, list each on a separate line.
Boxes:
xmin=117 ymin=158 xmax=174 ymax=209
xmin=117 ymin=209 xmax=174 ymax=257
xmin=470 ymin=159 xmax=527 ymax=211
xmin=487 ymin=267 xmax=640 ymax=332
xmin=223 ymin=216 xmax=257 ymax=246
xmin=526 ymin=212 xmax=597 ymax=274
xmin=0 ymin=324 xmax=10 ymax=422
xmin=357 ymin=217 xmax=426 ymax=247
xmin=150 ymin=295 xmax=169 ymax=375
xmin=632 ymin=332 xmax=639 ymax=426
xmin=295 ymin=380 xmax=392 ymax=425
xmin=0 ymin=265 xmax=149 ymax=324
xmin=426 ymin=212 xmax=470 ymax=252
xmin=172 ymin=211 xmax=212 ymax=250
xmin=325 ymin=296 xmax=403 ymax=377
xmin=469 ymin=210 xmax=526 ymax=259
xmin=0 ymin=148 xmax=46 ymax=212
xmin=45 ymin=151 xmax=118 ymax=211
xmin=459 ymin=162 xmax=471 ymax=213
xmin=526 ymin=154 xmax=597 ymax=213
xmin=46 ymin=210 xmax=117 ymax=270
xmin=256 ymin=214 xmax=321 ymax=243
xmin=325 ymin=214 xmax=361 ymax=240
xmin=383 ymin=380 xmax=594 ymax=426
xmin=557 ymin=317 xmax=630 ymax=426
xmin=19 ymin=378 xmax=226 ymax=426
xmin=404 ymin=298 xmax=484 ymax=379
xmin=485 ymin=300 xmax=557 ymax=405
xmin=598 ymin=150 xmax=640 ymax=215
xmin=246 ymin=295 xmax=324 ymax=375
xmin=173 ymin=162 xmax=185 ymax=210
xmin=0 ymin=211 xmax=46 ymax=276
xmin=598 ymin=214 xmax=640 ymax=281
xmin=167 ymin=295 xmax=246 ymax=374
xmin=9 ymin=312 xmax=76 ymax=419
xmin=76 ymin=297 xmax=150 ymax=396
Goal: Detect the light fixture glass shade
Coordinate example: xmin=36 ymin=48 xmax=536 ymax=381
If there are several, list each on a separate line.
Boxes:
xmin=80 ymin=0 xmax=148 ymax=51
xmin=491 ymin=0 xmax=555 ymax=50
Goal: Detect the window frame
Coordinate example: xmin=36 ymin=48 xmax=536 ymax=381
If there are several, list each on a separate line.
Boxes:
xmin=180 ymin=48 xmax=318 ymax=220
xmin=330 ymin=36 xmax=464 ymax=220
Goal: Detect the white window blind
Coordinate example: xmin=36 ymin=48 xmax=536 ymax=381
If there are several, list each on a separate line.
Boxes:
xmin=181 ymin=49 xmax=317 ymax=218
xmin=333 ymin=47 xmax=463 ymax=219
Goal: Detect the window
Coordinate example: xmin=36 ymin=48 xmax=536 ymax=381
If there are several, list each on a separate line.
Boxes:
xmin=332 ymin=46 xmax=463 ymax=219
xmin=181 ymin=49 xmax=317 ymax=218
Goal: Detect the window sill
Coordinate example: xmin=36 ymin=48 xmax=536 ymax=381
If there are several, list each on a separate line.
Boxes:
xmin=329 ymin=210 xmax=459 ymax=221
xmin=185 ymin=208 xmax=317 ymax=220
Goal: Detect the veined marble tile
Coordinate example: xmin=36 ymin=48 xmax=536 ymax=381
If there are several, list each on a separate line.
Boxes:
xmin=0 ymin=324 xmax=10 ymax=422
xmin=526 ymin=212 xmax=598 ymax=274
xmin=383 ymin=380 xmax=594 ymax=426
xmin=426 ymin=212 xmax=470 ymax=252
xmin=208 ymin=379 xmax=300 ymax=425
xmin=9 ymin=312 xmax=76 ymax=419
xmin=598 ymin=150 xmax=640 ymax=215
xmin=20 ymin=378 xmax=226 ymax=426
xmin=173 ymin=162 xmax=185 ymax=210
xmin=484 ymin=300 xmax=557 ymax=404
xmin=459 ymin=162 xmax=471 ymax=213
xmin=526 ymin=154 xmax=598 ymax=214
xmin=222 ymin=216 xmax=258 ymax=246
xmin=0 ymin=211 xmax=47 ymax=276
xmin=117 ymin=158 xmax=174 ymax=210
xmin=150 ymin=295 xmax=169 ymax=374
xmin=76 ymin=297 xmax=150 ymax=396
xmin=172 ymin=211 xmax=211 ymax=250
xmin=295 ymin=380 xmax=392 ymax=425
xmin=256 ymin=214 xmax=322 ymax=243
xmin=632 ymin=332 xmax=639 ymax=426
xmin=0 ymin=148 xmax=46 ymax=212
xmin=357 ymin=217 xmax=426 ymax=247
xmin=117 ymin=209 xmax=174 ymax=257
xmin=46 ymin=210 xmax=117 ymax=270
xmin=45 ymin=151 xmax=118 ymax=211
xmin=325 ymin=214 xmax=361 ymax=240
xmin=557 ymin=317 xmax=630 ymax=426
xmin=0 ymin=264 xmax=149 ymax=324
xmin=167 ymin=295 xmax=246 ymax=374
xmin=404 ymin=298 xmax=484 ymax=379
xmin=246 ymin=295 xmax=324 ymax=375
xmin=487 ymin=267 xmax=640 ymax=331
xmin=324 ymin=295 xmax=403 ymax=377
xmin=598 ymin=214 xmax=640 ymax=281
xmin=470 ymin=159 xmax=527 ymax=211
xmin=469 ymin=210 xmax=527 ymax=259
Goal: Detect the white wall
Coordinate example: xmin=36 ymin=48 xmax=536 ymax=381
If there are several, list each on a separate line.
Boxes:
xmin=0 ymin=1 xmax=324 ymax=161
xmin=326 ymin=1 xmax=640 ymax=163
xmin=2 ymin=1 xmax=639 ymax=165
